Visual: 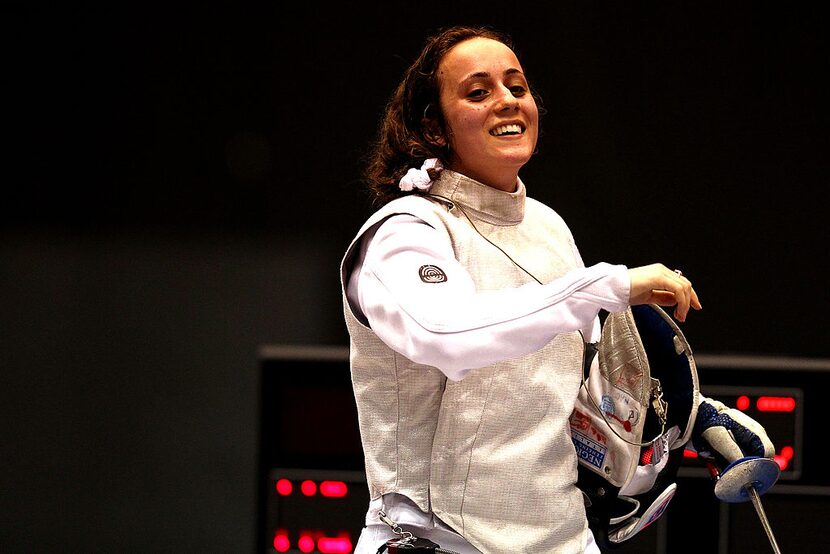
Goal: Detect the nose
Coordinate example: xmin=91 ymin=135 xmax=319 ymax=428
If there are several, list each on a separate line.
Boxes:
xmin=495 ymin=84 xmax=519 ymax=112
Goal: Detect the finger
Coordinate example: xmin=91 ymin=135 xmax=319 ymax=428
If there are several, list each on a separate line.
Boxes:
xmin=701 ymin=427 xmax=744 ymax=464
xmin=728 ymin=409 xmax=775 ymax=457
xmin=648 ymin=290 xmax=678 ymax=306
xmin=676 ymin=276 xmax=703 ymax=319
xmin=690 ymin=285 xmax=702 ymax=310
xmin=666 ymin=272 xmax=691 ymax=321
xmin=676 ymin=275 xmax=696 ymax=318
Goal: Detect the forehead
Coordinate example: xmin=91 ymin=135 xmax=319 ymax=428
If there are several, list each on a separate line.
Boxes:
xmin=438 ymin=37 xmax=523 ymax=82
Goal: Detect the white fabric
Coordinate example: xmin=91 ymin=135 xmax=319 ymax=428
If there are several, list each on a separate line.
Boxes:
xmin=353 ymin=494 xmax=601 ymax=553
xmin=354 ymin=494 xmax=480 ymax=553
xmin=398 ymin=158 xmax=443 ymax=191
xmin=346 ymin=209 xmax=626 ymax=552
xmin=348 ymin=213 xmax=628 ymax=381
xmin=608 ymin=483 xmax=677 ymax=544
xmin=342 ymin=170 xmax=631 ymax=552
xmin=620 ymin=425 xmax=680 ymax=496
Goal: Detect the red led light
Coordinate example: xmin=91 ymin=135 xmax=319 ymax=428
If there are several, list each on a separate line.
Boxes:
xmin=298 ymin=534 xmax=315 ymax=553
xmin=318 ymin=536 xmax=353 ymax=553
xmin=736 ymin=395 xmax=750 ymax=411
xmin=773 ymin=445 xmax=794 ymax=471
xmin=273 ymin=531 xmax=290 ymax=553
xmin=756 ymin=396 xmax=796 ymax=412
xmin=301 ymin=480 xmax=317 ymax=496
xmin=320 ymin=480 xmax=348 ymax=498
xmin=275 ymin=479 xmax=293 ymax=496
xmin=683 ymin=449 xmax=698 ymax=458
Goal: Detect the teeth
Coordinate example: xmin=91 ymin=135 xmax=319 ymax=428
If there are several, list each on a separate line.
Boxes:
xmin=491 ymin=124 xmax=523 ymax=136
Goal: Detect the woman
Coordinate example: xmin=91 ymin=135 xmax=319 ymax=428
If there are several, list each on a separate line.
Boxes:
xmin=340 ymin=26 xmax=755 ymax=553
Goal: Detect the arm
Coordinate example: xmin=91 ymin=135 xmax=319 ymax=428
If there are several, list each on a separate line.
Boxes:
xmin=349 ymin=214 xmax=630 ymax=381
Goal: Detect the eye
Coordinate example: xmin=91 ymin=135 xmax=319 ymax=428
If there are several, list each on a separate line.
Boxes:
xmin=467 ymin=88 xmax=489 ymax=100
xmin=510 ymin=85 xmax=527 ymax=96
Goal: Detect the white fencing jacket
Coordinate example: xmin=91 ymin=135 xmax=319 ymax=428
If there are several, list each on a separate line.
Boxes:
xmin=341 ymin=170 xmax=629 ymax=552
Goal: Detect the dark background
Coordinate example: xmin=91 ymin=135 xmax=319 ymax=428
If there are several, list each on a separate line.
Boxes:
xmin=2 ymin=2 xmax=827 ymax=552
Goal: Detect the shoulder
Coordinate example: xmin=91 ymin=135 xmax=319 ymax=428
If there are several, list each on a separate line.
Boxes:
xmin=358 ymin=194 xmax=450 ymax=237
xmin=340 ymin=194 xmax=451 ymax=286
xmin=343 ymin=195 xmax=450 ymax=260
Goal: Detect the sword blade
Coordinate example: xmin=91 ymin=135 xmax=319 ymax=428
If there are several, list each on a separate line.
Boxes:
xmin=746 ymin=485 xmax=782 ymax=554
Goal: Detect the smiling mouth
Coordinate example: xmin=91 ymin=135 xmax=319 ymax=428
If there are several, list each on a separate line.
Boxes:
xmin=490 ymin=123 xmax=524 ymax=136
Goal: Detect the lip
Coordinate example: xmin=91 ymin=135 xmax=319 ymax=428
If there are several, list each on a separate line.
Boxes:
xmin=489 ymin=120 xmax=527 ymax=137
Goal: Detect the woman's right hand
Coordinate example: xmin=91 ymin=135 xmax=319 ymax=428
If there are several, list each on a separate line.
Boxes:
xmin=628 ymin=264 xmax=702 ymax=322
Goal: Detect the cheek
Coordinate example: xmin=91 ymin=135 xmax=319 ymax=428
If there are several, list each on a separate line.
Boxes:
xmin=525 ymin=99 xmax=539 ymax=126
xmin=449 ymin=106 xmax=487 ymax=140
xmin=531 ymin=106 xmax=539 ymax=124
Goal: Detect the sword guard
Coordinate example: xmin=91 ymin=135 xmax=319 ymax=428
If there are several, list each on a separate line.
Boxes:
xmin=713 ymin=456 xmax=780 ymax=503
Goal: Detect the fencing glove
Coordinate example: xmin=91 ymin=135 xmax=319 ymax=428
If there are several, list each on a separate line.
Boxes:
xmin=691 ymin=396 xmax=775 ymax=467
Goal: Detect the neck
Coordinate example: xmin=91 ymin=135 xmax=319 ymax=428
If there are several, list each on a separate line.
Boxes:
xmin=448 ymin=163 xmax=520 ymax=193
xmin=486 ymin=173 xmax=519 ymax=192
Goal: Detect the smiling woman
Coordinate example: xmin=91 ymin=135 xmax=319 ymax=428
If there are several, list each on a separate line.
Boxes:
xmin=362 ymin=26 xmax=518 ymax=206
xmin=340 ymin=25 xmax=710 ymax=554
xmin=435 ymin=37 xmax=538 ymax=191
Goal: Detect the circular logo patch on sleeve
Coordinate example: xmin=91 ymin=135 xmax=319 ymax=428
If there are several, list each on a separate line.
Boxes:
xmin=419 ymin=264 xmax=448 ymax=283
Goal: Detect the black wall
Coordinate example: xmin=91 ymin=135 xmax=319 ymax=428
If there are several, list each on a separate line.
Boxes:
xmin=3 ymin=2 xmax=827 ymax=552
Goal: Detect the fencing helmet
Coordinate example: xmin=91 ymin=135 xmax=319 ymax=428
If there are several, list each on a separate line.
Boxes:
xmin=570 ymin=304 xmax=699 ymax=548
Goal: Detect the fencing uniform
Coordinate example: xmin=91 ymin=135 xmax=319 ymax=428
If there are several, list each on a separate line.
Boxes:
xmin=341 ymin=170 xmax=629 ymax=552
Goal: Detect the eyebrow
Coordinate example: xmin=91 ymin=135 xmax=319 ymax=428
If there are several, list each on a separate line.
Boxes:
xmin=461 ymin=68 xmax=525 ymax=83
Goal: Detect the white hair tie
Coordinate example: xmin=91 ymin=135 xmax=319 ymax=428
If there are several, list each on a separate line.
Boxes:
xmin=398 ymin=158 xmax=443 ymax=192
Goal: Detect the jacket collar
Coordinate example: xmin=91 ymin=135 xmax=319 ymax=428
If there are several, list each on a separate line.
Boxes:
xmin=428 ymin=170 xmax=525 ymax=226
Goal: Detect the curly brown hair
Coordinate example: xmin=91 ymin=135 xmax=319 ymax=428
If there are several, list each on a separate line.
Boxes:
xmin=363 ymin=25 xmax=515 ymax=206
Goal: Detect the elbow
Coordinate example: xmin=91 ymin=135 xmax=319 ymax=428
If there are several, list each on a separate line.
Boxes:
xmin=404 ymin=338 xmax=474 ymax=382
xmin=370 ymin=310 xmax=475 ymax=380
xmin=437 ymin=362 xmax=471 ymax=382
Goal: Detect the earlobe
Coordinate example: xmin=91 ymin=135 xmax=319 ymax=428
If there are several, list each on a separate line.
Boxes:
xmin=422 ymin=118 xmax=447 ymax=147
xmin=427 ymin=134 xmax=447 ymax=148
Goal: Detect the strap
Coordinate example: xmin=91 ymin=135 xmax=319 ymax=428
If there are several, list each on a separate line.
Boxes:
xmin=375 ymin=510 xmax=462 ymax=553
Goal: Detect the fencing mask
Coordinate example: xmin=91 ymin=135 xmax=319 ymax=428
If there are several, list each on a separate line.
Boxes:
xmin=569 ymin=304 xmax=699 ymax=548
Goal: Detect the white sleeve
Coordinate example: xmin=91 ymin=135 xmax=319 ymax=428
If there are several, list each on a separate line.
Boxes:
xmin=349 ymin=214 xmax=630 ymax=381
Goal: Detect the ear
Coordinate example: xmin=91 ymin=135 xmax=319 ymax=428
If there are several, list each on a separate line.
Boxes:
xmin=422 ymin=117 xmax=447 ymax=148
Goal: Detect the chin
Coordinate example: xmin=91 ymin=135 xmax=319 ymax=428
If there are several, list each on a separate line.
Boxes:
xmin=498 ymin=150 xmax=534 ymax=167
